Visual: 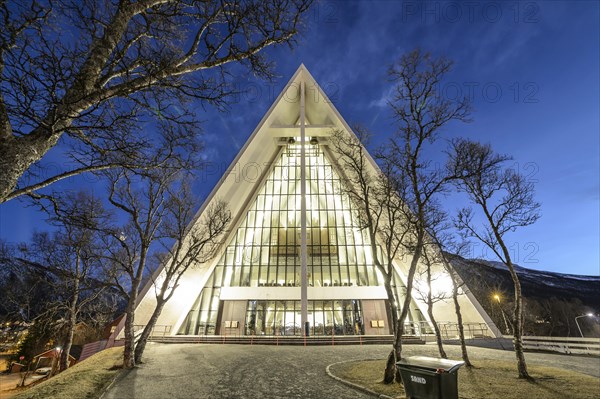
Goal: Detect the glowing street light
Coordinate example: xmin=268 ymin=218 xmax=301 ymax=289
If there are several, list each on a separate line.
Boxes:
xmin=575 ymin=313 xmax=594 ymax=338
xmin=492 ymin=293 xmax=510 ymax=335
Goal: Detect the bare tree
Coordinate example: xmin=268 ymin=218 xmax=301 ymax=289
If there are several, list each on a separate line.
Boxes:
xmin=328 ymin=127 xmax=409 ymax=384
xmin=0 ymin=0 xmax=313 ymax=203
xmin=330 ymin=49 xmax=471 ymax=384
xmin=448 ymin=138 xmax=541 ymax=379
xmin=382 ymin=48 xmax=471 ymax=382
xmin=10 ymin=192 xmax=111 ymax=372
xmin=414 ymin=247 xmax=449 ymax=359
xmin=0 ymin=242 xmax=61 ymax=372
xmin=98 ymin=165 xmax=230 ymax=368
xmin=99 ymin=168 xmax=176 ymax=369
xmin=0 ymin=241 xmax=55 ymax=324
xmin=133 ymin=192 xmax=230 ymax=364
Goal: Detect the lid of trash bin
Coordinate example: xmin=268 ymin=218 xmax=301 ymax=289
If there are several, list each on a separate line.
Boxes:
xmin=397 ymin=356 xmax=465 ymax=373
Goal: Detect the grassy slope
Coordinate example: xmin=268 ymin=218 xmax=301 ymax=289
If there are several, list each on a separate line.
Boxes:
xmin=331 ymin=359 xmax=600 ymax=399
xmin=8 ymin=347 xmax=123 ymax=399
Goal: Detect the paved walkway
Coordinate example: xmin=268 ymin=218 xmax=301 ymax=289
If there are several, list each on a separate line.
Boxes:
xmin=0 ymin=372 xmax=47 ymax=398
xmin=103 ymin=343 xmax=600 ymax=399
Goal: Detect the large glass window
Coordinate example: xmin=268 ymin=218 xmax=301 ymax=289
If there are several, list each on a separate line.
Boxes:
xmin=178 ymin=285 xmax=221 ymax=335
xmin=244 ymin=300 xmax=364 ymax=336
xmin=178 ymin=143 xmax=396 ymax=335
xmin=210 ymin=144 xmax=387 ymax=288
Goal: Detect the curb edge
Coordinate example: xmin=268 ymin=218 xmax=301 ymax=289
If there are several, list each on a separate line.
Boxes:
xmin=325 ymin=359 xmax=396 ymax=399
xmin=98 ymin=367 xmax=129 ymax=399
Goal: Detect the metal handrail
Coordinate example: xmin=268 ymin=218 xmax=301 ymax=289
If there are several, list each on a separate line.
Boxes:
xmin=132 ymin=324 xmax=172 ymax=337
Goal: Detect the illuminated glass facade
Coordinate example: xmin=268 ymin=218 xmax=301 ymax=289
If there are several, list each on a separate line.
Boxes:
xmin=129 ymin=66 xmax=497 ymax=341
xmin=244 ymin=300 xmax=364 ymax=336
xmin=178 ymin=143 xmax=416 ymax=336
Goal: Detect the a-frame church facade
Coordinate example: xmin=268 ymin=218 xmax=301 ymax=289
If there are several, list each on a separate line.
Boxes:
xmin=130 ymin=65 xmax=499 ymax=339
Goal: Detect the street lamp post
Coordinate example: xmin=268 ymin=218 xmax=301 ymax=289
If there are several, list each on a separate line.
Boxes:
xmin=494 ymin=294 xmax=511 ymax=335
xmin=574 ymin=313 xmax=593 ymax=338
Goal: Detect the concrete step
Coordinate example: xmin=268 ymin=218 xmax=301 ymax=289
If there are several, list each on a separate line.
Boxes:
xmin=148 ymin=335 xmax=425 ymax=346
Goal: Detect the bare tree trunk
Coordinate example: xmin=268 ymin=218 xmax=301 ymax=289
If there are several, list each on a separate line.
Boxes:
xmin=494 ymin=231 xmax=530 ymax=379
xmin=384 ymin=350 xmax=396 ymax=384
xmin=425 ymin=262 xmax=446 ymax=359
xmin=429 ymin=310 xmax=446 ymax=359
xmin=394 ymin=302 xmax=408 ymax=382
xmin=393 ymin=238 xmax=423 ymax=382
xmin=427 ymin=300 xmax=447 ymax=359
xmin=134 ymin=300 xmax=166 ymax=364
xmin=60 ymin=255 xmax=81 ymax=371
xmin=508 ymin=266 xmax=530 ymax=379
xmin=0 ymin=133 xmax=60 ymax=202
xmin=484 ymin=202 xmax=531 ymax=378
xmin=18 ymin=364 xmax=33 ymax=387
xmin=60 ymin=301 xmax=78 ymax=371
xmin=50 ymin=356 xmax=60 ymax=377
xmin=59 ymin=311 xmax=76 ymax=372
xmin=383 ymin=278 xmax=400 ymax=339
xmin=123 ymin=291 xmax=138 ymax=369
xmin=383 ymin=279 xmax=399 ymax=384
xmin=444 ymin=260 xmax=472 ymax=367
xmin=452 ymin=285 xmax=472 ymax=367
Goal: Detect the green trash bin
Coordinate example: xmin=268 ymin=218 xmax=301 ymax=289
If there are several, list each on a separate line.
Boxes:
xmin=397 ymin=356 xmax=465 ymax=399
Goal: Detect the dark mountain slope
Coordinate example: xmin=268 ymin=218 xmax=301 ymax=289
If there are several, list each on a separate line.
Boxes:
xmin=449 ymin=255 xmax=599 ymax=308
xmin=449 ymin=254 xmax=599 ymax=336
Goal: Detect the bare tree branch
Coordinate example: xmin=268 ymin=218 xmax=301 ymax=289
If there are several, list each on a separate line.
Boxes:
xmin=0 ymin=0 xmax=313 ymax=203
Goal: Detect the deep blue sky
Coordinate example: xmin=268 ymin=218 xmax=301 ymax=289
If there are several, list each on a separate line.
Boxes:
xmin=1 ymin=1 xmax=598 ymax=276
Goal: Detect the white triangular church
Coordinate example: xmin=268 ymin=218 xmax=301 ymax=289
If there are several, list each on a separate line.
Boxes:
xmin=130 ymin=65 xmax=499 ymax=339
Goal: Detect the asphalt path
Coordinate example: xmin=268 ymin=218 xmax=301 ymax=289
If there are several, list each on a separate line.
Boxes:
xmin=103 ymin=343 xmax=600 ymax=399
xmin=0 ymin=372 xmax=47 ymax=398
